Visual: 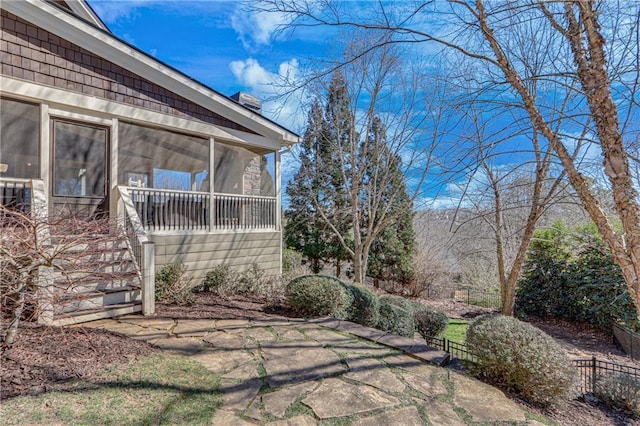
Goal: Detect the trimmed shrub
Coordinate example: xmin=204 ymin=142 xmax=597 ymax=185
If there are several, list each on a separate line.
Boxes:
xmin=201 ymin=264 xmax=237 ymax=295
xmin=285 ymin=275 xmax=353 ymax=319
xmin=155 ymin=262 xmax=194 ymax=306
xmin=377 ymin=297 xmax=415 ymax=337
xmin=593 ymin=372 xmax=640 ymax=414
xmin=414 ymin=307 xmax=449 ymax=339
xmin=467 ymin=315 xmax=578 ymax=407
xmin=346 ymin=284 xmax=380 ymax=327
xmin=282 ymin=249 xmax=304 ymax=280
xmin=381 ymin=294 xmax=415 ymax=313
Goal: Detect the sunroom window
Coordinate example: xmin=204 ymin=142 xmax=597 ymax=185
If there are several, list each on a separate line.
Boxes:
xmin=0 ymin=98 xmax=40 ymax=179
xmin=118 ymin=121 xmax=209 ymax=190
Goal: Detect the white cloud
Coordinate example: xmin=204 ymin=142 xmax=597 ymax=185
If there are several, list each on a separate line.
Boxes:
xmin=88 ymin=0 xmax=157 ymax=23
xmin=229 ymin=57 xmax=306 ymax=132
xmin=230 ymin=5 xmax=289 ymax=50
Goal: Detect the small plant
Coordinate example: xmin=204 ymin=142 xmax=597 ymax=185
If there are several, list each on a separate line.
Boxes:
xmin=593 ymin=372 xmax=640 ymax=414
xmin=346 ymin=283 xmax=380 ymax=327
xmin=155 ymin=262 xmax=194 ymax=305
xmin=238 ymin=263 xmax=267 ymax=294
xmin=201 ymin=264 xmax=237 ymax=295
xmin=377 ymin=296 xmax=415 ymax=337
xmin=467 ymin=315 xmax=578 ymax=407
xmin=414 ymin=306 xmax=449 ymax=339
xmin=285 ymin=275 xmax=353 ymax=319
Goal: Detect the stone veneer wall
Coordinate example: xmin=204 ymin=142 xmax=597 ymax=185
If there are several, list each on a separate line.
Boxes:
xmin=0 ymin=9 xmax=253 ymax=133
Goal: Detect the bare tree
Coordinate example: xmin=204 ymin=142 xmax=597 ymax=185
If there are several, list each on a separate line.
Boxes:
xmin=253 ymin=0 xmax=640 ymax=317
xmin=304 ymin=37 xmax=446 ymax=284
xmin=1 ymin=206 xmax=132 ymax=346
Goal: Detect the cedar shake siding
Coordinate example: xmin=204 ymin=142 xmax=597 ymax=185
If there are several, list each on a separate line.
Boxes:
xmin=0 ymin=10 xmax=252 ymax=133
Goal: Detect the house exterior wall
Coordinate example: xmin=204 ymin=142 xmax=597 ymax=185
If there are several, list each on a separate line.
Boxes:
xmin=152 ymin=232 xmax=282 ymax=283
xmin=0 ymin=9 xmax=252 ymax=133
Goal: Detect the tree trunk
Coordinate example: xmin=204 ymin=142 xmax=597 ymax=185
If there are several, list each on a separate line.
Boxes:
xmin=476 ymin=0 xmax=640 ymax=319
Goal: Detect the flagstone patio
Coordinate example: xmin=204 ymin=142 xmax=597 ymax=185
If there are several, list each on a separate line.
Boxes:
xmin=81 ymin=315 xmax=539 ymax=425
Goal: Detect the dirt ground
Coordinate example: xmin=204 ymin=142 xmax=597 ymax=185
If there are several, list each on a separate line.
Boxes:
xmin=2 ymin=293 xmax=639 ymax=425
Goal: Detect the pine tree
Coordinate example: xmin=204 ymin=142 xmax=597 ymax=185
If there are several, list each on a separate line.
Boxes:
xmin=284 ymin=78 xmax=352 ymax=274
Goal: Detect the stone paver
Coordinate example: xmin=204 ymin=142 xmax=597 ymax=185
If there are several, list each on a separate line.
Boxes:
xmin=220 ymin=378 xmax=262 ymax=411
xmin=263 ymin=342 xmax=346 ymax=387
xmin=118 ymin=316 xmax=175 ymax=330
xmin=222 ymin=361 xmax=261 ymax=381
xmin=344 ymin=356 xmax=406 ymax=393
xmin=353 ymin=405 xmax=424 ymax=426
xmin=272 ymin=326 xmax=305 ymax=341
xmin=147 ymin=337 xmax=203 ymax=355
xmin=243 ymin=326 xmax=277 ymax=342
xmin=401 ymin=368 xmax=448 ymax=398
xmin=303 ymin=378 xmax=400 ymax=419
xmin=172 ymin=319 xmax=216 ymax=336
xmin=215 ymin=319 xmax=251 ymax=331
xmin=303 ymin=328 xmax=357 ymax=346
xmin=189 ymin=348 xmax=254 ymax=374
xmin=266 ymin=415 xmax=317 ymax=426
xmin=204 ymin=331 xmax=255 ymax=351
xmin=211 ymin=409 xmax=257 ymax=425
xmin=422 ymin=398 xmax=466 ymax=426
xmin=453 ymin=373 xmax=526 ymax=422
xmin=261 ymin=382 xmax=318 ymax=418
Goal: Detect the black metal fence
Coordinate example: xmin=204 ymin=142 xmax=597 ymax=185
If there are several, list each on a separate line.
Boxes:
xmin=424 ymin=338 xmax=640 ymax=396
xmin=612 ymin=323 xmax=640 ymax=361
xmin=573 ymin=357 xmax=640 ymax=394
xmin=423 ymin=287 xmax=501 ymax=309
xmin=424 ymin=336 xmax=477 ymax=363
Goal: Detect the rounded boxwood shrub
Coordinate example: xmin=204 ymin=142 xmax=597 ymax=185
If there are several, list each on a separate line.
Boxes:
xmin=346 ymin=283 xmax=380 ymax=327
xmin=414 ymin=306 xmax=449 ymax=339
xmin=285 ymin=275 xmax=353 ymax=319
xmin=467 ymin=315 xmax=578 ymax=407
xmin=377 ymin=297 xmax=415 ymax=337
xmin=381 ymin=294 xmax=415 ymax=313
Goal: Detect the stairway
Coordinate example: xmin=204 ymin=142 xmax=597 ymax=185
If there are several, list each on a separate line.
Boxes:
xmin=42 ymin=234 xmax=144 ymax=326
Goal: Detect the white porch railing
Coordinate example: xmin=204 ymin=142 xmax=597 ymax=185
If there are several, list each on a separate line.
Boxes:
xmin=117 ymin=186 xmax=155 ymax=315
xmin=125 ymin=187 xmax=277 ymax=232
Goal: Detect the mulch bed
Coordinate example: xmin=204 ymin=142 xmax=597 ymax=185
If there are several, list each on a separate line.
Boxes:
xmin=1 ymin=323 xmax=157 ymax=400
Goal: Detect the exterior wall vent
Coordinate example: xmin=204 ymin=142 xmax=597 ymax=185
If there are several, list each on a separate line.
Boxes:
xmin=230 ymin=92 xmax=262 ymax=115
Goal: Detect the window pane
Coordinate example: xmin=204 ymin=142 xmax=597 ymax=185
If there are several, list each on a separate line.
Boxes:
xmin=53 ymin=121 xmax=106 ymax=197
xmin=0 ymin=98 xmax=40 ymax=178
xmin=214 ymin=143 xmax=275 ymax=196
xmin=118 ymin=121 xmax=208 ymax=190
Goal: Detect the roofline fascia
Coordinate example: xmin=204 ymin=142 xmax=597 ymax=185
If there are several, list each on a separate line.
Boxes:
xmin=3 ymin=0 xmax=300 ymax=145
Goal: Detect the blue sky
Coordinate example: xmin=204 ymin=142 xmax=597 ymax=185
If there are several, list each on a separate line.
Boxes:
xmin=85 ymin=1 xmax=629 ymax=210
xmin=88 ymin=0 xmax=319 ymax=133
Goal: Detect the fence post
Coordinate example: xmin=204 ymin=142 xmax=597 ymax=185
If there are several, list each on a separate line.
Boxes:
xmin=467 ymin=289 xmax=470 ymax=305
xmin=445 ymin=338 xmax=449 ymax=353
xmin=591 ymin=356 xmax=597 ymax=393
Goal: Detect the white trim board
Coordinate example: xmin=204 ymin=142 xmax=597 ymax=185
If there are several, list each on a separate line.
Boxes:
xmin=1 ymin=76 xmax=281 ymax=151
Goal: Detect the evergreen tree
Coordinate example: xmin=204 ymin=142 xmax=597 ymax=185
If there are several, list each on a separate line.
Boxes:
xmin=362 ymin=117 xmax=415 ymax=285
xmin=284 ymin=75 xmax=352 ymax=274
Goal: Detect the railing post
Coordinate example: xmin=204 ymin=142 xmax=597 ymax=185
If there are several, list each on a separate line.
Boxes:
xmin=591 ymin=356 xmax=597 ymax=393
xmin=141 ymin=240 xmax=155 ymax=316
